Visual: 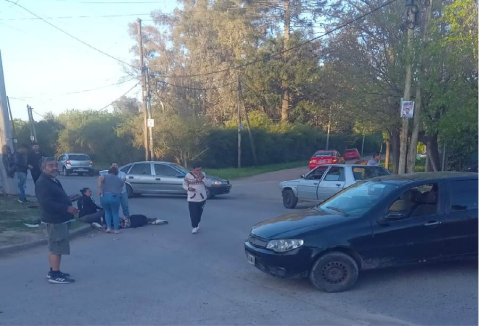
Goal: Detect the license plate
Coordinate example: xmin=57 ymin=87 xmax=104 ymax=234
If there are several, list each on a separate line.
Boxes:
xmin=77 ymin=169 xmax=87 ymax=172
xmin=247 ymin=253 xmax=256 ymax=265
xmin=319 ymin=160 xmax=326 ymax=164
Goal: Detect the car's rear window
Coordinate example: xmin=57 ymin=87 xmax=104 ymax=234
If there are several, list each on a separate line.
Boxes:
xmin=69 ymin=155 xmax=90 ymax=161
xmin=345 ymin=149 xmax=357 ymax=153
xmin=315 ymin=151 xmax=334 ymax=156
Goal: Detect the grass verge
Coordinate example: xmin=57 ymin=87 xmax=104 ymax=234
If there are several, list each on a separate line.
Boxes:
xmin=205 ymin=161 xmax=307 ymax=180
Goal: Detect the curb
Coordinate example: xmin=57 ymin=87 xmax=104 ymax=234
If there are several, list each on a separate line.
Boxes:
xmin=0 ymin=224 xmax=93 ymax=257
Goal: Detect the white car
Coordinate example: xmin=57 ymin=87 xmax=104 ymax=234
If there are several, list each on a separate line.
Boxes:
xmin=280 ymin=164 xmax=391 ymax=208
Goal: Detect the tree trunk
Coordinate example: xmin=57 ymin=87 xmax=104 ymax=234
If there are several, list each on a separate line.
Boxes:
xmin=391 ymin=129 xmax=400 ymax=174
xmin=385 ymin=138 xmax=391 ymax=170
xmin=281 ymin=0 xmax=290 ymax=122
xmin=407 ymin=0 xmax=433 ymax=173
xmin=427 ymin=134 xmax=441 ymax=171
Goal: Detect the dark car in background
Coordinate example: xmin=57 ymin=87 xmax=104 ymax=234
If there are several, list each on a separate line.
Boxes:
xmin=245 ymin=172 xmax=478 ymax=292
xmin=100 ymin=161 xmax=231 ymax=199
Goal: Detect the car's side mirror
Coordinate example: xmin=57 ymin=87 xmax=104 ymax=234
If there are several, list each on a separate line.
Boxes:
xmin=385 ymin=212 xmax=407 ymax=220
xmin=301 ymin=174 xmax=305 ymax=178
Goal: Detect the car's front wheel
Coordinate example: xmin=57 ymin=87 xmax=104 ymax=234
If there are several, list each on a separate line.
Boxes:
xmin=282 ymin=189 xmax=298 ymax=209
xmin=63 ymin=166 xmax=70 ymax=176
xmin=309 ymin=252 xmax=359 ymax=293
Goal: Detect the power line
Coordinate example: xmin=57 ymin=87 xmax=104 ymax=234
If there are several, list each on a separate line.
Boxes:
xmin=0 ymin=13 xmax=151 ymax=20
xmin=4 ymin=0 xmax=137 ymax=70
xmin=97 ymin=82 xmax=139 ymax=110
xmin=157 ymin=0 xmax=400 ymax=79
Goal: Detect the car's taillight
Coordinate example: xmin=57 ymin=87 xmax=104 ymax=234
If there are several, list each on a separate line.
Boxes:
xmin=332 ymin=159 xmax=337 ymax=163
xmin=66 ymin=160 xmax=71 ymax=165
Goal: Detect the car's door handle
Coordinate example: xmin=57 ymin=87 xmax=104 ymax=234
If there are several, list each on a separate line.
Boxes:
xmin=424 ymin=221 xmax=441 ymax=227
xmin=313 ymin=182 xmax=318 ymax=185
xmin=155 ymin=178 xmax=161 ymax=180
xmin=128 ymin=176 xmax=134 ymax=179
xmin=336 ymin=184 xmax=341 ymax=187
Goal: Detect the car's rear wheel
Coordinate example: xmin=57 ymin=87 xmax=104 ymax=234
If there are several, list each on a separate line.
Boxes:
xmin=309 ymin=252 xmax=359 ymax=293
xmin=282 ymin=189 xmax=298 ymax=209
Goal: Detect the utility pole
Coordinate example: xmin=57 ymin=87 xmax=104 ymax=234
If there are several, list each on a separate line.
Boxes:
xmin=281 ymin=0 xmax=291 ymax=122
xmin=325 ymin=107 xmax=331 ymax=150
xmin=6 ymin=97 xmax=17 ymax=151
xmin=238 ymin=76 xmax=257 ymax=166
xmin=407 ymin=0 xmax=433 ymax=172
xmin=237 ymin=77 xmax=242 ymax=168
xmin=27 ymin=105 xmax=37 ymax=142
xmin=146 ymin=68 xmax=154 ymax=160
xmin=138 ymin=18 xmax=150 ymax=161
xmin=361 ymin=130 xmax=366 ymax=155
xmin=398 ymin=0 xmax=417 ymax=174
xmin=0 ymin=51 xmax=17 ymax=195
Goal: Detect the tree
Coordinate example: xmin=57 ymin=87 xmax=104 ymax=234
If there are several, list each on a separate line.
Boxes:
xmin=112 ymin=96 xmax=140 ymax=116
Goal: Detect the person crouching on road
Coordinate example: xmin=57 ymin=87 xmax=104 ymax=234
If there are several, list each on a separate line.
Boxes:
xmin=35 ymin=157 xmax=78 ymax=284
xmin=78 ymin=187 xmax=105 ymax=229
xmin=98 ymin=166 xmax=124 ymax=234
xmin=182 ymin=163 xmax=211 ymax=234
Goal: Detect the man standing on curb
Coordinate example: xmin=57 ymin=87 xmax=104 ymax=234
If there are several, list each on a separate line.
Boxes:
xmin=28 ymin=142 xmax=44 ymax=184
xmin=36 ymin=157 xmax=78 ymax=284
xmin=182 ymin=163 xmax=211 ymax=234
xmin=111 ymin=163 xmax=129 ymax=219
xmin=14 ymin=144 xmax=29 ymax=204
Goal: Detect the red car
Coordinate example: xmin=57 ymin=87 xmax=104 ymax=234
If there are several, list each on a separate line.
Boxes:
xmin=309 ymin=150 xmax=344 ymax=170
xmin=344 ymin=148 xmax=361 ymax=161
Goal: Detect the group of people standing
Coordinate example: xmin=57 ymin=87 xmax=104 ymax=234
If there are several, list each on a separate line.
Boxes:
xmin=11 ymin=142 xmax=44 ymax=203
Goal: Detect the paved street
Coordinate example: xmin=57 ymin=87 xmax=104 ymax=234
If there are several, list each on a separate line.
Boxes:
xmin=1 ymin=167 xmax=477 ymax=325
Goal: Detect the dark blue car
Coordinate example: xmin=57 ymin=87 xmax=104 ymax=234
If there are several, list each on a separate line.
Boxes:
xmin=245 ymin=172 xmax=478 ymax=292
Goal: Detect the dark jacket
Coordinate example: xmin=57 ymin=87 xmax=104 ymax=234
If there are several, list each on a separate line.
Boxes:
xmin=14 ymin=152 xmax=28 ymax=173
xmin=35 ymin=173 xmax=73 ymax=224
xmin=78 ymin=195 xmax=102 ymax=217
xmin=27 ymin=151 xmax=44 ymax=172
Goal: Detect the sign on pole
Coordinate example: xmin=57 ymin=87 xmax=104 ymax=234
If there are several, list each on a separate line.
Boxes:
xmin=400 ymin=100 xmax=414 ymax=118
xmin=147 ymin=119 xmax=154 ymax=128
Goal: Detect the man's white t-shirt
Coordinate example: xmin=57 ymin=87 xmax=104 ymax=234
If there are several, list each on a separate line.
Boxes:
xmin=118 ymin=171 xmax=127 ymax=193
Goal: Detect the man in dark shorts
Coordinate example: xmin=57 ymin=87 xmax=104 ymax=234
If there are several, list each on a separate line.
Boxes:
xmin=35 ymin=157 xmax=78 ymax=284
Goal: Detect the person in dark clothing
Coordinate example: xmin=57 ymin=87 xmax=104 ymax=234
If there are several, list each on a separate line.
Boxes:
xmin=14 ymin=144 xmax=29 ymax=203
xmin=27 ymin=142 xmax=44 ymax=184
xmin=35 ymin=157 xmax=78 ymax=284
xmin=78 ymin=188 xmax=104 ymax=228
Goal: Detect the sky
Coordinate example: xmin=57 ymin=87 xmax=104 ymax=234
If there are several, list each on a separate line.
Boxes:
xmin=0 ymin=0 xmax=178 ymax=121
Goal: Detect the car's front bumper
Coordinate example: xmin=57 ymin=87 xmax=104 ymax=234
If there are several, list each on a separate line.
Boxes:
xmin=210 ymin=183 xmax=232 ymax=195
xmin=244 ymin=241 xmax=312 ymax=279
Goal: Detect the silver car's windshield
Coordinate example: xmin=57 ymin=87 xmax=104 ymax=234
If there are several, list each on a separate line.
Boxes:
xmin=317 ymin=181 xmax=399 ymax=216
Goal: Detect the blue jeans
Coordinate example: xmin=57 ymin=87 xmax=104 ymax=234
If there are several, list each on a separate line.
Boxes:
xmin=16 ymin=172 xmax=27 ymax=202
xmin=119 ymin=192 xmax=130 ymax=217
xmin=100 ymin=193 xmax=121 ymax=230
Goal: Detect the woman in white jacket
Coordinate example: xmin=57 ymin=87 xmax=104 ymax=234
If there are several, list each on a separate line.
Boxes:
xmin=182 ymin=163 xmax=211 ymax=234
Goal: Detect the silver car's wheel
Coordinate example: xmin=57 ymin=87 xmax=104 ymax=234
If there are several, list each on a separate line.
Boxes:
xmin=126 ymin=184 xmax=134 ymax=198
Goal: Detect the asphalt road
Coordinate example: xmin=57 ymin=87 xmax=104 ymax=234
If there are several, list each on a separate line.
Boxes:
xmin=1 ymin=167 xmax=477 ymax=325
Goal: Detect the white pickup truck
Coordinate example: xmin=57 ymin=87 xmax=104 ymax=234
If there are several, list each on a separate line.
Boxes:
xmin=280 ymin=164 xmax=391 ymax=208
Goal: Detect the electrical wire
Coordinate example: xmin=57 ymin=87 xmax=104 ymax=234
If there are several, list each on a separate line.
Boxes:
xmin=4 ymin=0 xmax=137 ymax=70
xmin=97 ymin=82 xmax=139 ymax=110
xmin=0 ymin=13 xmax=151 ymax=20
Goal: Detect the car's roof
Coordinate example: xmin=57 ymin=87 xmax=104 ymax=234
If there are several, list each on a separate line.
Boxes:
xmin=371 ymin=172 xmax=478 ymax=182
xmin=345 ymin=148 xmax=358 ymax=151
xmin=64 ymin=153 xmax=90 ymax=156
xmin=320 ymin=164 xmax=385 ymax=168
xmin=123 ymin=161 xmax=177 ymax=165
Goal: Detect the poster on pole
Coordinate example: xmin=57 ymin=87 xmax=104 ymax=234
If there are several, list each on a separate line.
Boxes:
xmin=400 ymin=101 xmax=415 ymax=118
xmin=147 ymin=119 xmax=154 ymax=128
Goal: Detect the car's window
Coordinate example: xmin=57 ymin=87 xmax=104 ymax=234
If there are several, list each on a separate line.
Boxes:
xmin=69 ymin=154 xmax=90 ymax=161
xmin=324 ymin=167 xmax=345 ymax=181
xmin=169 ymin=164 xmax=188 ymax=175
xmin=318 ymin=181 xmax=398 ymax=216
xmin=129 ymin=163 xmax=151 ymax=175
xmin=388 ymin=183 xmax=438 ymax=218
xmin=155 ymin=164 xmax=178 ymax=177
xmin=315 ymin=151 xmax=334 ymax=157
xmin=307 ymin=166 xmax=328 ymax=180
xmin=450 ymin=179 xmax=478 ymax=211
xmin=120 ymin=165 xmax=132 ymax=174
xmin=58 ymin=155 xmax=64 ymax=161
xmin=353 ymin=167 xmax=390 ymax=180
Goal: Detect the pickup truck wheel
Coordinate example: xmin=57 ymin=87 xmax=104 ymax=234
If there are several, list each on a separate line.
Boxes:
xmin=282 ymin=189 xmax=298 ymax=209
xmin=309 ymin=252 xmax=359 ymax=293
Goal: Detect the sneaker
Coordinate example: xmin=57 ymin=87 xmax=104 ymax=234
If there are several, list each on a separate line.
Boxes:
xmin=46 ymin=269 xmax=71 ymax=279
xmin=192 ymin=227 xmax=198 ymax=234
xmin=48 ymin=274 xmax=75 ymax=284
xmin=18 ymin=199 xmax=26 ymax=204
xmin=91 ymin=222 xmax=102 ymax=229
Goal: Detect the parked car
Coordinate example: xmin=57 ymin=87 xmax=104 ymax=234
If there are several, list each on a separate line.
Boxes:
xmin=246 ymin=172 xmax=478 ymax=292
xmin=57 ymin=153 xmax=94 ymax=176
xmin=280 ymin=164 xmax=391 ymax=208
xmin=309 ymin=150 xmax=344 ymax=170
xmin=100 ymin=161 xmax=231 ymax=199
xmin=343 ymin=148 xmax=361 ymax=161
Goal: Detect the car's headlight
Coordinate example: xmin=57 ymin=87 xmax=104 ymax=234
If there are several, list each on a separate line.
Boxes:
xmin=213 ymin=180 xmax=223 ymax=185
xmin=266 ymin=239 xmax=304 ymax=253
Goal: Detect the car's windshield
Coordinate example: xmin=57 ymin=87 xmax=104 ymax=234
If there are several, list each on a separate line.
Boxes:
xmin=317 ymin=181 xmax=399 ymax=216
